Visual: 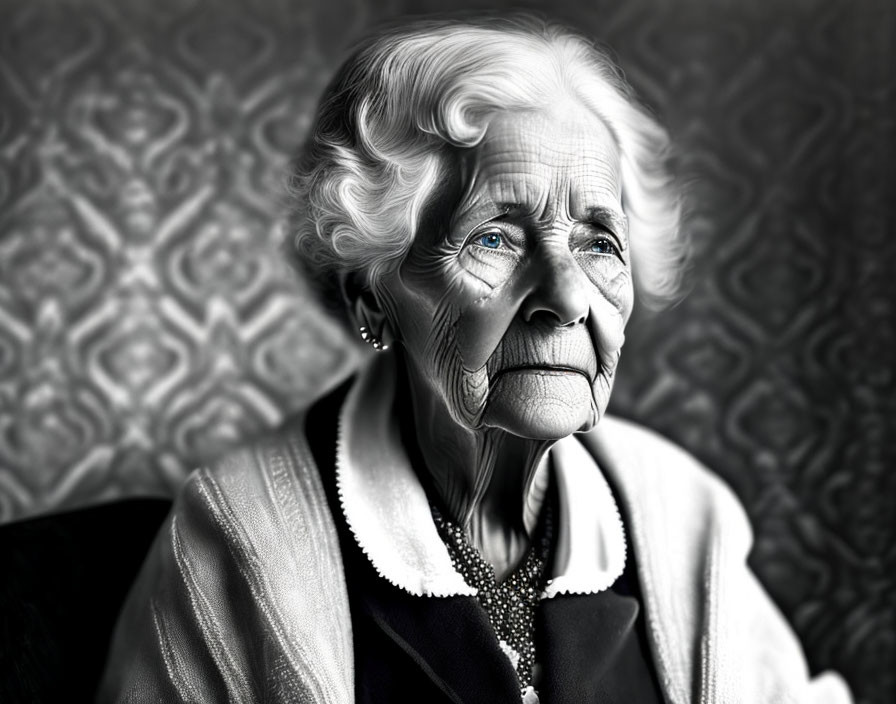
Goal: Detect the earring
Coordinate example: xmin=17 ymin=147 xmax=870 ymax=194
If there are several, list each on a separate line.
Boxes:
xmin=359 ymin=326 xmax=388 ymax=351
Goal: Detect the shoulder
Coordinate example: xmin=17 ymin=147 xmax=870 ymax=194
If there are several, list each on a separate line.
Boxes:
xmin=99 ymin=412 xmax=355 ymax=702
xmin=172 ymin=377 xmax=349 ymax=545
xmin=174 ymin=406 xmax=351 ymax=579
xmin=166 ymin=372 xmax=353 ymax=579
xmin=578 ymin=418 xmax=855 ymax=704
xmin=176 ymin=413 xmax=322 ymax=530
xmin=133 ymin=412 xmax=346 ymax=651
xmin=579 ymin=414 xmax=753 ymax=554
xmin=582 ymin=414 xmax=744 ymax=506
xmin=168 ymin=411 xmax=346 ymax=583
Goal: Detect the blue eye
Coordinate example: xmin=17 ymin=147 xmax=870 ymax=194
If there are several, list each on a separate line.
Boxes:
xmin=590 ymin=237 xmax=618 ymax=256
xmin=476 ymin=232 xmax=503 ymax=249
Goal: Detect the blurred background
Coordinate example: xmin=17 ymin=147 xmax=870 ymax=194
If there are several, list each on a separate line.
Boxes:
xmin=0 ymin=0 xmax=893 ymax=702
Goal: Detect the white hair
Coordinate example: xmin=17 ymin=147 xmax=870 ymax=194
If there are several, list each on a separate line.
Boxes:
xmin=287 ymin=14 xmax=685 ymax=313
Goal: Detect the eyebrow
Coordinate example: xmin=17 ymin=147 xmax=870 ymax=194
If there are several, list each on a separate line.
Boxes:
xmin=582 ymin=206 xmax=628 ymax=237
xmin=459 ymin=202 xmax=525 ymax=236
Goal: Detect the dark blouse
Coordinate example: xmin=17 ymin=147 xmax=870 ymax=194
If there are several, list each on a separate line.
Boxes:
xmin=306 ymin=382 xmax=664 ymax=704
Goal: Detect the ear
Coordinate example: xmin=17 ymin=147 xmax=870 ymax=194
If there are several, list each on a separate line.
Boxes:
xmin=339 ymin=272 xmax=396 ymax=349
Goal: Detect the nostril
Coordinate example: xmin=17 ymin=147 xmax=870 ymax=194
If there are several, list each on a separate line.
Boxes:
xmin=526 ymin=308 xmax=587 ymax=327
xmin=560 ymin=314 xmax=587 ymax=327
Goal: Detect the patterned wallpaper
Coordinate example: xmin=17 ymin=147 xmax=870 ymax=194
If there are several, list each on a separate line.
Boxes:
xmin=0 ymin=1 xmax=893 ymax=703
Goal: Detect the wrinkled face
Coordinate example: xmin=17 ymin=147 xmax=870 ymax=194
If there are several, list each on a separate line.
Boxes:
xmin=376 ymin=107 xmax=634 ymax=440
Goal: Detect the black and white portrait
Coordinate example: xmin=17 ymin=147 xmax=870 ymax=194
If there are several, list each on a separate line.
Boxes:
xmin=0 ymin=2 xmax=892 ymax=703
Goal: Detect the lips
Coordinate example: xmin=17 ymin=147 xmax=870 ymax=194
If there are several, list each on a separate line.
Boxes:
xmin=486 ymin=320 xmax=599 ymax=383
xmin=493 ymin=364 xmax=591 ymax=381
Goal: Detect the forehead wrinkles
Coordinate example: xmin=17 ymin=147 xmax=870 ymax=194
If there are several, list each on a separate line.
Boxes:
xmin=470 ymin=113 xmax=623 ymax=220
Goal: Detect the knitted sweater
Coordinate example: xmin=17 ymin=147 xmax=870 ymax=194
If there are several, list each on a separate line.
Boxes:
xmin=98 ymin=402 xmax=852 ymax=703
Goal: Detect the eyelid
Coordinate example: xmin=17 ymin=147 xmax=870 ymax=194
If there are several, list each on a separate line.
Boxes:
xmin=574 ymin=232 xmax=624 ymax=261
xmin=464 ymin=219 xmax=523 ymax=250
xmin=586 ymin=208 xmax=629 ymax=241
xmin=590 ymin=221 xmax=621 ymax=243
xmin=465 ymin=224 xmax=502 ymax=249
xmin=573 ymin=223 xmax=622 ymax=252
xmin=463 ymin=208 xmax=514 ymax=240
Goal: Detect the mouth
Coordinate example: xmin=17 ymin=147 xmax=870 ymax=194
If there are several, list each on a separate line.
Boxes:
xmin=484 ymin=321 xmax=600 ymax=385
xmin=491 ymin=364 xmax=592 ymax=383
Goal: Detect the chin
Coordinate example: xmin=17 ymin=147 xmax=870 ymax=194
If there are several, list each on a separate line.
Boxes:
xmin=482 ymin=370 xmax=597 ymax=440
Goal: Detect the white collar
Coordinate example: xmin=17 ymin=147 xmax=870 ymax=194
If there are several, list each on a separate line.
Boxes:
xmin=335 ymin=353 xmax=627 ymax=599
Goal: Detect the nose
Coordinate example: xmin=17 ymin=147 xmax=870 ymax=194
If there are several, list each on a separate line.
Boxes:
xmin=521 ymin=246 xmax=590 ymax=327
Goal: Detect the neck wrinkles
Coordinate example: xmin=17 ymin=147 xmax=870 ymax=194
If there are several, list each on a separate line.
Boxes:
xmin=398 ymin=352 xmax=555 ymax=581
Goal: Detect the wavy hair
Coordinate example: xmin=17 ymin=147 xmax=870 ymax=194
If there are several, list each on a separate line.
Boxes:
xmin=286 ymin=14 xmax=685 ymax=316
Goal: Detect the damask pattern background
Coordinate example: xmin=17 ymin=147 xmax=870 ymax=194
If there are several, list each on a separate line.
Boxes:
xmin=0 ymin=0 xmax=893 ymax=702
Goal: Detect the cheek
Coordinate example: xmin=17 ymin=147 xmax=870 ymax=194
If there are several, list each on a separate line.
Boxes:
xmin=458 ymin=246 xmax=518 ymax=293
xmin=440 ymin=249 xmax=522 ymax=370
xmin=600 ymin=267 xmax=634 ymax=328
xmin=400 ymin=252 xmax=517 ymax=371
xmin=452 ymin=297 xmax=521 ymax=371
xmin=577 ymin=257 xmax=634 ymax=361
xmin=576 ymin=256 xmax=633 ymax=313
xmin=378 ymin=280 xmax=433 ymax=348
xmin=418 ymin=286 xmax=498 ymax=428
xmin=578 ymin=258 xmax=633 ymax=319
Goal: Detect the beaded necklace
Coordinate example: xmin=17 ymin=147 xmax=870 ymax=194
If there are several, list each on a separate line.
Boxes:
xmin=430 ymin=501 xmax=554 ymax=696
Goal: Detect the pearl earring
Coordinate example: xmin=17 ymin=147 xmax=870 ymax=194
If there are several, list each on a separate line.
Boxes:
xmin=359 ymin=326 xmax=388 ymax=351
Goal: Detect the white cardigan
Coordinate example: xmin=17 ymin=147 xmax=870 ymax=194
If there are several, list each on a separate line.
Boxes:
xmin=99 ymin=377 xmax=852 ymax=703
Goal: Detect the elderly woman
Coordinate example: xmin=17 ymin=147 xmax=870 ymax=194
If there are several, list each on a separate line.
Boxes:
xmin=100 ymin=15 xmax=852 ymax=704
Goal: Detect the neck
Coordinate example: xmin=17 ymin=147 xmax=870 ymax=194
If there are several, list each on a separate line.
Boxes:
xmin=398 ymin=359 xmax=554 ymax=581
